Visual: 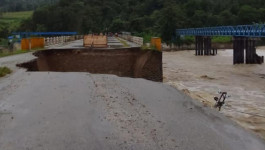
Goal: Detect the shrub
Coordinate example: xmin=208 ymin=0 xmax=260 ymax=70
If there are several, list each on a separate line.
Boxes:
xmin=0 ymin=67 xmax=12 ymax=77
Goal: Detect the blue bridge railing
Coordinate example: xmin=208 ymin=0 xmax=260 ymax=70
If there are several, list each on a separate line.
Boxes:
xmin=176 ymin=24 xmax=265 ymax=37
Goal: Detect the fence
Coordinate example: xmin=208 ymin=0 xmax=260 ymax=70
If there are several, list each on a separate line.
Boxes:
xmin=44 ymin=35 xmax=83 ymax=46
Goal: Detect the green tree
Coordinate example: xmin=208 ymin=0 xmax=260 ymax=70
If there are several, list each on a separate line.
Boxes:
xmin=238 ymin=5 xmax=260 ymax=24
xmin=109 ymin=18 xmax=125 ymax=33
xmin=219 ymin=10 xmax=237 ymax=25
xmin=158 ymin=2 xmax=178 ymax=45
xmin=0 ymin=23 xmax=9 ymax=38
xmin=15 ymin=0 xmax=265 ymax=37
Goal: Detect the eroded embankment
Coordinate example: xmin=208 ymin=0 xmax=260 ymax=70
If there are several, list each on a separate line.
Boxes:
xmin=17 ymin=48 xmax=162 ymax=82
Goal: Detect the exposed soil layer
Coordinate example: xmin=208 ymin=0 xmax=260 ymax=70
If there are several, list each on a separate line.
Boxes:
xmin=17 ymin=48 xmax=162 ymax=82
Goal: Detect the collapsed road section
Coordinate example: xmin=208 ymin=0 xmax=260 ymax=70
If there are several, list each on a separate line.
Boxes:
xmin=17 ymin=48 xmax=163 ymax=82
xmin=1 ymin=41 xmax=265 ymax=150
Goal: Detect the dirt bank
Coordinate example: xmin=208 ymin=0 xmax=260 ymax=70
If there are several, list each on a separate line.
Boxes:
xmin=17 ymin=48 xmax=162 ymax=82
xmin=163 ymin=49 xmax=265 ymax=140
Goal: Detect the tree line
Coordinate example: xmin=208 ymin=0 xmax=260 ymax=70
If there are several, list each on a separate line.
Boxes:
xmin=19 ymin=0 xmax=265 ymax=43
xmin=2 ymin=0 xmax=265 ymax=44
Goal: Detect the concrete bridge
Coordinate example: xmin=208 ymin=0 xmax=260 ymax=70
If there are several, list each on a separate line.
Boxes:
xmin=176 ymin=25 xmax=265 ymax=64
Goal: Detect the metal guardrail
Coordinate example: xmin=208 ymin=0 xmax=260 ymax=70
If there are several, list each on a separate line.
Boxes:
xmin=176 ymin=24 xmax=265 ymax=37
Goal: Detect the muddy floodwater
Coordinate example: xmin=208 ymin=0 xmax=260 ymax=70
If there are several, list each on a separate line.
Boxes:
xmin=163 ymin=48 xmax=265 ymax=140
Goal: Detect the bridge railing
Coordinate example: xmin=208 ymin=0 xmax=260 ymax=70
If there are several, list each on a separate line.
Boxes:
xmin=44 ymin=35 xmax=83 ymax=46
xmin=119 ymin=33 xmax=144 ymax=46
xmin=177 ymin=24 xmax=265 ymax=37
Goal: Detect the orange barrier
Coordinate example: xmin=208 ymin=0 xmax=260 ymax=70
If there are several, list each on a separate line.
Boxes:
xmin=31 ymin=38 xmax=44 ymax=49
xmin=151 ymin=37 xmax=162 ymax=51
xmin=83 ymin=35 xmax=107 ymax=48
xmin=21 ymin=38 xmax=45 ymax=50
xmin=21 ymin=39 xmax=30 ymax=50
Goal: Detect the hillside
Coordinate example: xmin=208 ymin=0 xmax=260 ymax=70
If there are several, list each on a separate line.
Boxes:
xmin=0 ymin=0 xmax=58 ymax=12
xmin=0 ymin=0 xmax=57 ymax=39
xmin=0 ymin=11 xmax=33 ymax=45
xmin=2 ymin=0 xmax=265 ymax=44
xmin=0 ymin=11 xmax=33 ymax=28
xmin=20 ymin=0 xmax=265 ymax=34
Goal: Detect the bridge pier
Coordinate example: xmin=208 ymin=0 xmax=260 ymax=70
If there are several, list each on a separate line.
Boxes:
xmin=195 ymin=36 xmax=264 ymax=64
xmin=245 ymin=38 xmax=264 ymax=64
xmin=195 ymin=36 xmax=215 ymax=56
xmin=233 ymin=37 xmax=264 ymax=64
xmin=177 ymin=24 xmax=265 ymax=64
xmin=233 ymin=37 xmax=245 ymax=64
xmin=204 ymin=37 xmax=212 ymax=55
xmin=195 ymin=36 xmax=203 ymax=55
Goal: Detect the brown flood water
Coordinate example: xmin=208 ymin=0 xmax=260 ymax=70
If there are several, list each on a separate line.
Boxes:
xmin=163 ymin=48 xmax=265 ymax=140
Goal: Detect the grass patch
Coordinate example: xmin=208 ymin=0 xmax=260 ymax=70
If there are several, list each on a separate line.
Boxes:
xmin=212 ymin=36 xmax=232 ymax=43
xmin=1 ymin=11 xmax=33 ymax=22
xmin=0 ymin=11 xmax=33 ymax=31
xmin=0 ymin=50 xmax=30 ymax=58
xmin=177 ymin=36 xmax=232 ymax=45
xmin=0 ymin=67 xmax=12 ymax=78
xmin=0 ymin=47 xmax=45 ymax=58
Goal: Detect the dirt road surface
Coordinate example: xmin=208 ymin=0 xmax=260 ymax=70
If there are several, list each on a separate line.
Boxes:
xmin=0 ymin=41 xmax=265 ymax=149
xmin=163 ymin=49 xmax=265 ymax=140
